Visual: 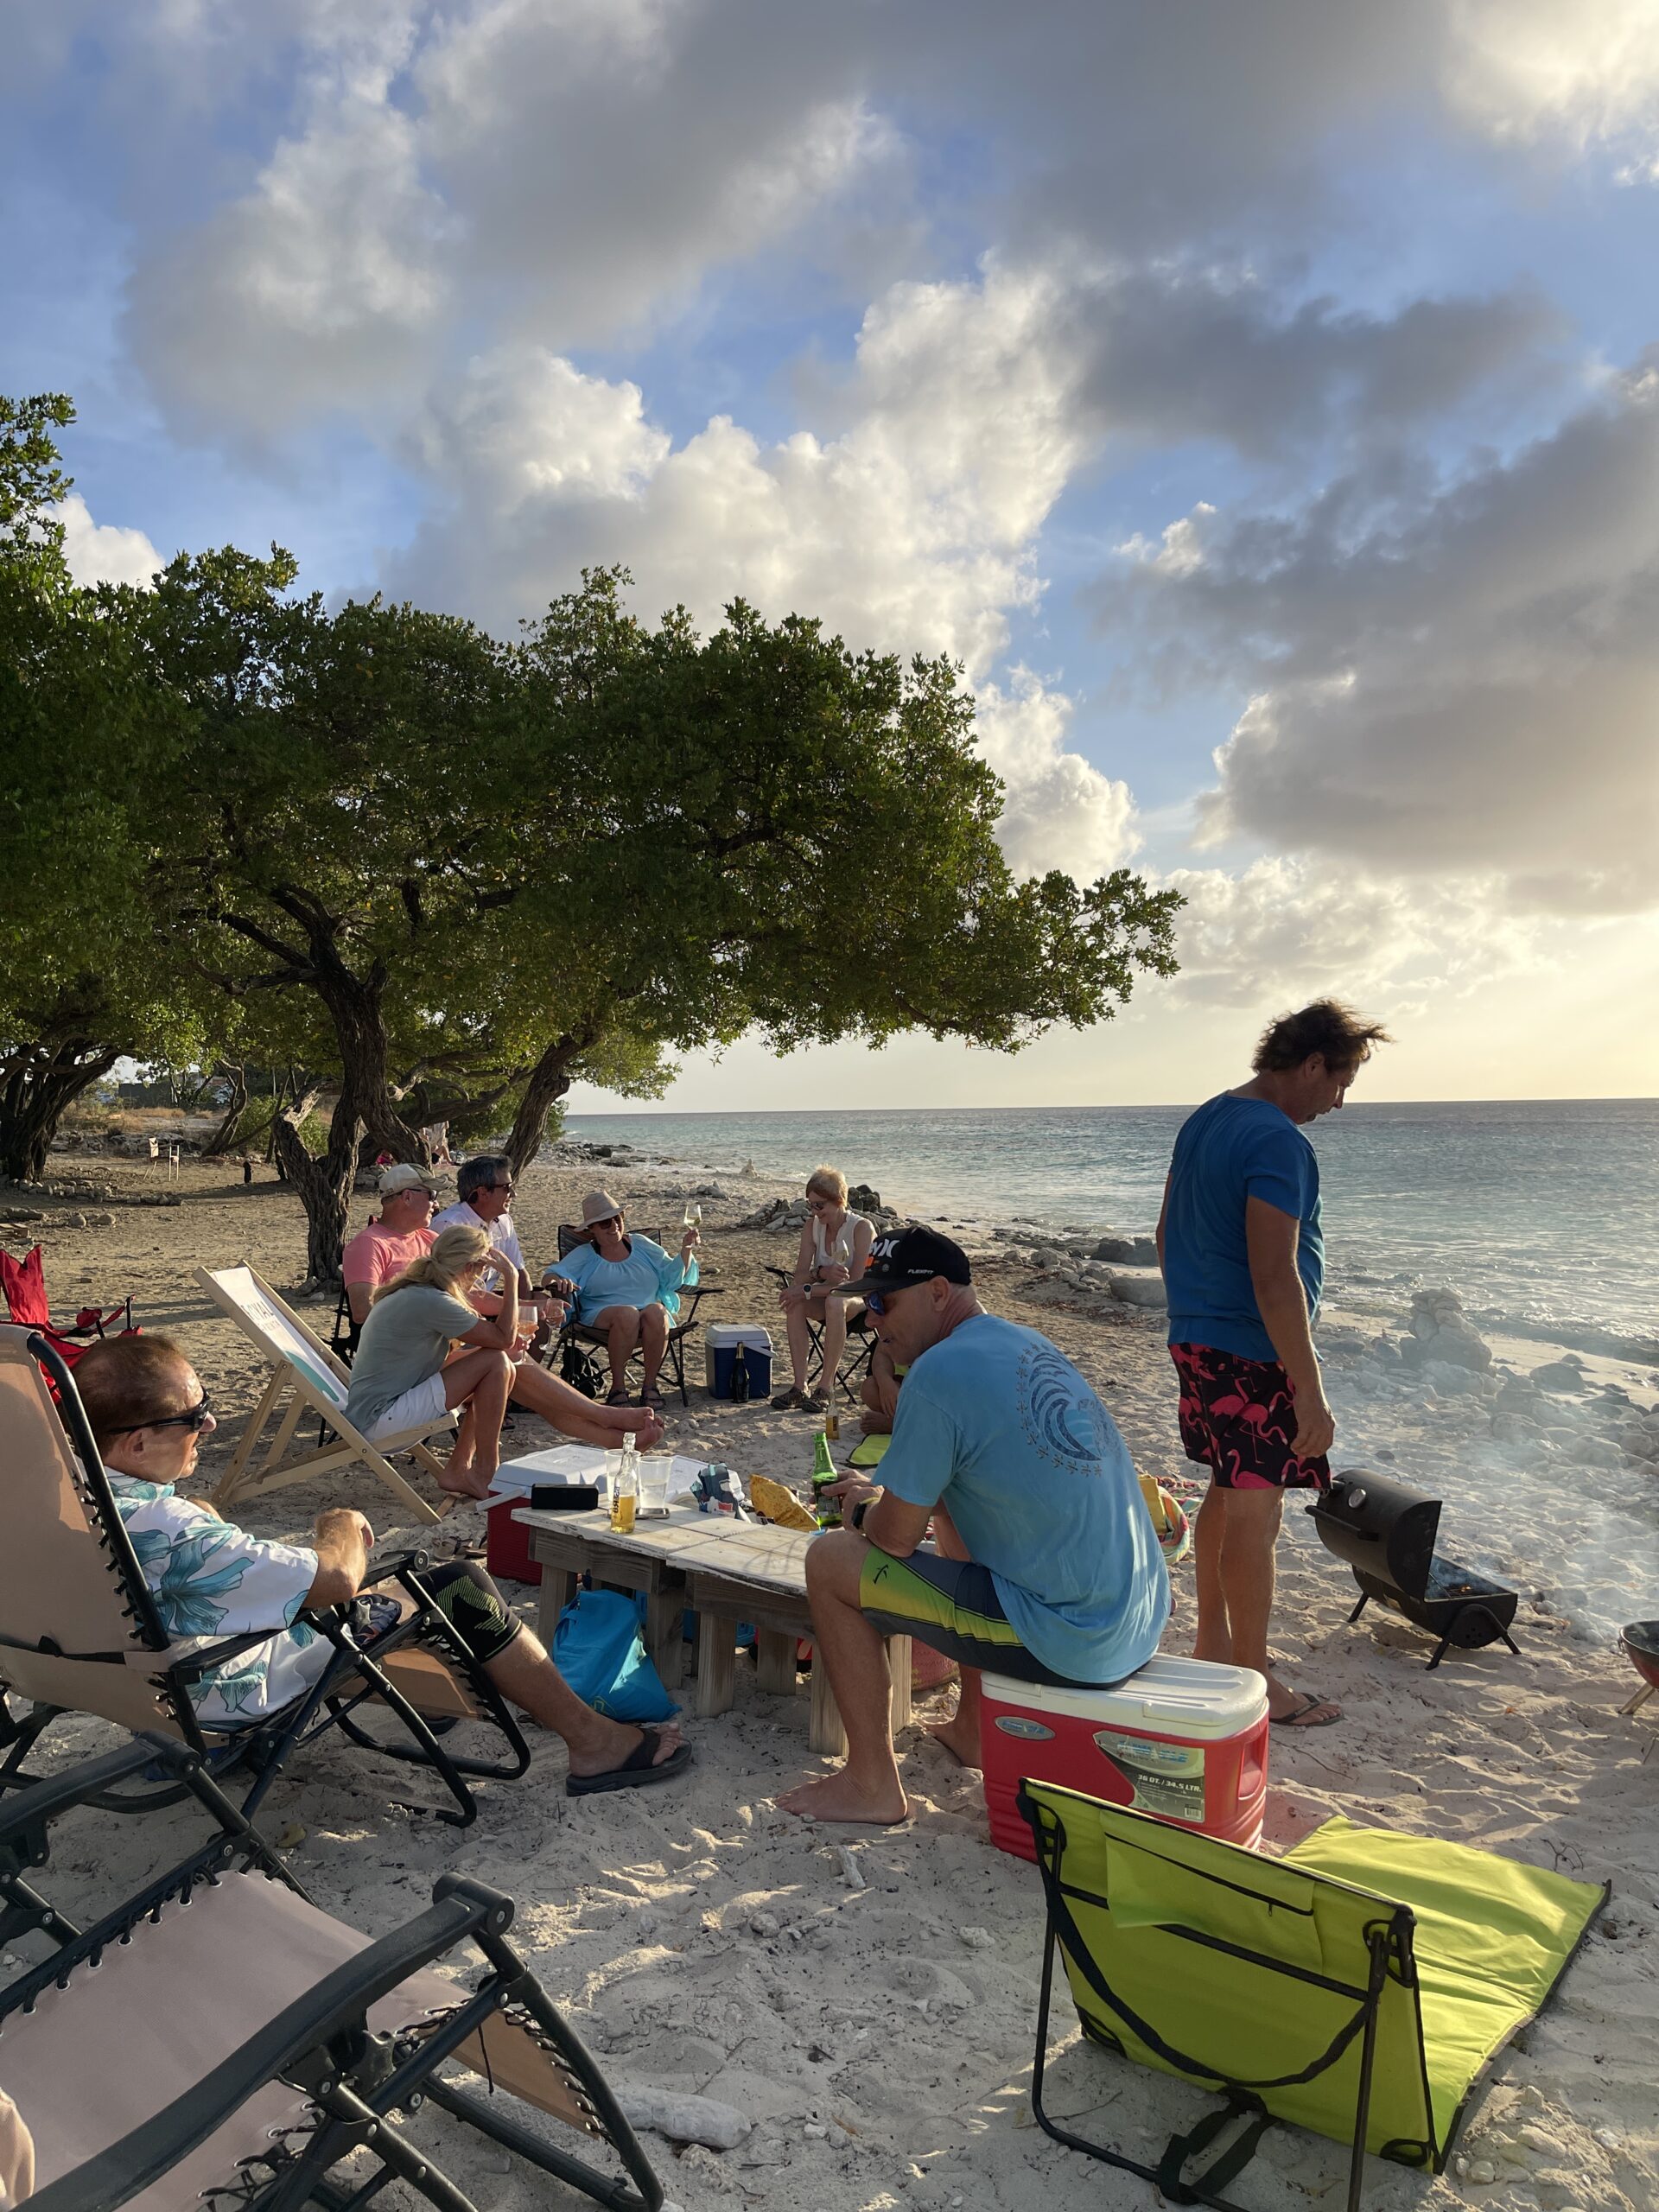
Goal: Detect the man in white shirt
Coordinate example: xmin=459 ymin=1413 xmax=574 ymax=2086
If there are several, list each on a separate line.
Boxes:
xmin=434 ymin=1153 xmax=571 ymax=1347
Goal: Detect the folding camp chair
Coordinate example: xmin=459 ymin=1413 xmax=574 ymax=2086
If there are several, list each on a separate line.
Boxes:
xmin=0 ymin=1327 xmax=529 ymax=1828
xmin=0 ymin=1244 xmax=133 ymax=1370
xmin=0 ymin=1735 xmax=665 ymax=2212
xmin=761 ymin=1264 xmax=876 ymax=1402
xmin=1017 ymin=1780 xmax=1608 ymax=2212
xmin=553 ymin=1225 xmax=722 ymax=1407
xmin=195 ymin=1263 xmax=458 ymax=1524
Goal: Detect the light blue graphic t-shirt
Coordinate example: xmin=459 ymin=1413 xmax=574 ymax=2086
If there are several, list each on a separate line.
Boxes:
xmin=876 ymin=1315 xmax=1170 ymax=1684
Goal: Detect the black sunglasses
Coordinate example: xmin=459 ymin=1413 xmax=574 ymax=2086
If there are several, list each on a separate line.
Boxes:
xmin=114 ymin=1394 xmax=213 ymax=1437
xmin=485 ymin=1182 xmax=514 ymax=1196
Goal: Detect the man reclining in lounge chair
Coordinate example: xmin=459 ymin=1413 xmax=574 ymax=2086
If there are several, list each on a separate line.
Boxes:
xmin=781 ymin=1228 xmax=1170 ymax=1825
xmin=73 ymin=1335 xmax=693 ymax=1796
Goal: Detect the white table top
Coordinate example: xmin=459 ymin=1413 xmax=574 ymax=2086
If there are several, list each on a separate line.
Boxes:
xmin=513 ymin=1502 xmax=816 ymax=1596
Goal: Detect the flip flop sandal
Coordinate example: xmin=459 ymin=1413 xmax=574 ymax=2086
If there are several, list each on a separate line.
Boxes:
xmin=566 ymin=1732 xmax=695 ymax=1796
xmin=1271 ymin=1691 xmax=1341 ymax=1728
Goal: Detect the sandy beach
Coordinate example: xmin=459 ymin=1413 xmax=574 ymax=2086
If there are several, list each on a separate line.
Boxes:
xmin=4 ymin=1144 xmax=1655 ymax=2212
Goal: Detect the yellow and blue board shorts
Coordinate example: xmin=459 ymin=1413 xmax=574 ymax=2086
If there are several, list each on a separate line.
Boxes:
xmin=858 ymin=1545 xmax=1107 ymax=1688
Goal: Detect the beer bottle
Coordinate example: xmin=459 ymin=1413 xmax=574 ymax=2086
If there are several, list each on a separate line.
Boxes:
xmin=811 ymin=1429 xmax=840 ymax=1529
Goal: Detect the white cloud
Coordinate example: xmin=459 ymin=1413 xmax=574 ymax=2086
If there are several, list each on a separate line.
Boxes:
xmin=55 ymin=495 xmax=162 ymax=588
xmin=1446 ymin=1 xmax=1659 ymax=170
xmin=1161 ymin=857 xmax=1541 ymax=1007
xmin=973 ymin=673 xmax=1138 ymax=881
xmin=393 ymin=260 xmax=1084 ymax=678
xmin=1108 ymin=364 xmax=1659 ymax=916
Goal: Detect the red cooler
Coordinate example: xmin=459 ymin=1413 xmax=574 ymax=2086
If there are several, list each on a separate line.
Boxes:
xmin=980 ymin=1655 xmax=1269 ymax=1862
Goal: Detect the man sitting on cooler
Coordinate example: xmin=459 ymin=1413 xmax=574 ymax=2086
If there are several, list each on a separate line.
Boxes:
xmin=779 ymin=1227 xmax=1170 ymax=1827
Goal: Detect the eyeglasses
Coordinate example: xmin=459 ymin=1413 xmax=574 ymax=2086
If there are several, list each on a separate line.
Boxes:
xmin=805 ymin=1196 xmax=833 ymax=1212
xmin=485 ymin=1183 xmax=514 ymax=1197
xmin=112 ymin=1394 xmax=214 ymax=1437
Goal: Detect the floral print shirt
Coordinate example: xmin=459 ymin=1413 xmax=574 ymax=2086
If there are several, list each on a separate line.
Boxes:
xmin=106 ymin=1472 xmax=328 ymax=1729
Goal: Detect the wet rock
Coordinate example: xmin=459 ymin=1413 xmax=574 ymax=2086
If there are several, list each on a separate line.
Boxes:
xmin=847 ymin=1182 xmax=881 ymax=1213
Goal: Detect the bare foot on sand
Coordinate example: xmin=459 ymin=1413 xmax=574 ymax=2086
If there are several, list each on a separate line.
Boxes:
xmin=437 ymin=1456 xmax=497 ymax=1500
xmin=926 ymin=1709 xmax=982 ymax=1768
xmin=778 ymin=1770 xmax=908 ymax=1826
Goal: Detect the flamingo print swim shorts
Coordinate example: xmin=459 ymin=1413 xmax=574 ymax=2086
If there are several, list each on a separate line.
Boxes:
xmin=1170 ymin=1342 xmax=1331 ymax=1492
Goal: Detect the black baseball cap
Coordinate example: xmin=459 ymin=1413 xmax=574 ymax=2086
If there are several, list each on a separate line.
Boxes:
xmin=835 ymin=1224 xmax=972 ymax=1295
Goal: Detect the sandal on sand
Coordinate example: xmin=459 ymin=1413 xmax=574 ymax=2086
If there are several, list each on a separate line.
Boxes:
xmin=770 ymin=1385 xmax=810 ymax=1410
xmin=605 ymin=1386 xmax=631 ymax=1406
xmin=567 ymin=1732 xmax=694 ymax=1797
xmin=1272 ymin=1691 xmax=1341 ymax=1728
xmin=637 ymin=1389 xmax=665 ymax=1411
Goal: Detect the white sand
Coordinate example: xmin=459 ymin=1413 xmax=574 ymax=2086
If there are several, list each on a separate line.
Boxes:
xmin=10 ymin=1150 xmax=1656 ymax=2211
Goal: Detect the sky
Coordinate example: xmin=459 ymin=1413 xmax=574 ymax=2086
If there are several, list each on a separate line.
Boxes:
xmin=5 ymin=1 xmax=1659 ymax=1109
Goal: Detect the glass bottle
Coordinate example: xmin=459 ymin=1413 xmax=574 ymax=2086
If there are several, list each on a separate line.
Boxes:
xmin=811 ymin=1428 xmax=840 ymax=1528
xmin=611 ymin=1433 xmax=639 ymax=1534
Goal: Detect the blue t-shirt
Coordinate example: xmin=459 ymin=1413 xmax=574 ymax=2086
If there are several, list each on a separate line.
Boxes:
xmin=1163 ymin=1092 xmax=1323 ymax=1363
xmin=560 ymin=1236 xmax=696 ymax=1324
xmin=876 ymin=1315 xmax=1170 ymax=1685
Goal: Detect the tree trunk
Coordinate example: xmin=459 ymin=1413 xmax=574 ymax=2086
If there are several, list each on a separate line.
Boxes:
xmin=0 ymin=1040 xmax=118 ymax=1184
xmin=504 ymin=1033 xmax=582 ymax=1179
xmin=198 ymin=1063 xmax=251 ymax=1160
xmin=270 ymin=1087 xmax=357 ymax=1283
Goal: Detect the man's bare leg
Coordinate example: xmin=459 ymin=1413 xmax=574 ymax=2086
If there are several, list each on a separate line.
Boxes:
xmin=1211 ymin=1487 xmax=1339 ymax=1721
xmin=924 ymin=1503 xmax=981 ymax=1766
xmin=484 ymin=1627 xmax=685 ymax=1778
xmin=778 ymin=1530 xmax=907 ymax=1825
xmin=1192 ymin=1479 xmax=1232 ymax=1662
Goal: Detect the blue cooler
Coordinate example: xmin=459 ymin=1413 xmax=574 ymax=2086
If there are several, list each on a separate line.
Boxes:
xmin=705 ymin=1324 xmax=772 ymax=1400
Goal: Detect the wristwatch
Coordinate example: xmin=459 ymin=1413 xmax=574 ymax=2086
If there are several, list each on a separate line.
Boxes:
xmin=849 ymin=1495 xmax=876 ymax=1533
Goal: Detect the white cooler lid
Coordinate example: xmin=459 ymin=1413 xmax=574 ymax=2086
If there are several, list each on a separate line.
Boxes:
xmin=981 ymin=1653 xmax=1268 ymax=1737
xmin=706 ymin=1323 xmax=773 ymax=1350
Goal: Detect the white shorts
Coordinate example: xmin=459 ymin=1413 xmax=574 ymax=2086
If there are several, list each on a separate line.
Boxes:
xmin=365 ymin=1371 xmax=450 ymax=1441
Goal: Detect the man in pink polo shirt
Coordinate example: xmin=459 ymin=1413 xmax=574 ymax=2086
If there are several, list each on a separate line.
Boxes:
xmin=343 ymin=1164 xmax=439 ymax=1327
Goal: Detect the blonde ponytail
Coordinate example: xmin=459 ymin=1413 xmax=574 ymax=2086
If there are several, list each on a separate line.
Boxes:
xmin=373 ymin=1223 xmax=491 ymax=1305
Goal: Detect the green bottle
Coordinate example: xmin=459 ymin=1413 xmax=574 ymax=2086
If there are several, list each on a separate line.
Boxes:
xmin=811 ymin=1429 xmax=841 ymax=1528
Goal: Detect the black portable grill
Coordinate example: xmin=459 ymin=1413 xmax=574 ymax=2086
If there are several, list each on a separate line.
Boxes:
xmin=1309 ymin=1469 xmax=1521 ymax=1671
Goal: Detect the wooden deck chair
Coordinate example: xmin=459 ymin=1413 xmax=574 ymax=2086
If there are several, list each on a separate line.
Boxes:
xmin=1018 ymin=1780 xmax=1608 ymax=2212
xmin=0 ymin=1736 xmax=665 ymax=2212
xmin=195 ymin=1263 xmax=457 ymax=1524
xmin=0 ymin=1328 xmax=529 ymax=1828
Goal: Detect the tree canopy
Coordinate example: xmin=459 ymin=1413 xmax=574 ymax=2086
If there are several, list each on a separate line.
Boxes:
xmin=0 ymin=398 xmax=1183 ymax=1273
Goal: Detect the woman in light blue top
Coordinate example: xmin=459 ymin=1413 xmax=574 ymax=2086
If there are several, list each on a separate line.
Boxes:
xmin=556 ymin=1189 xmax=700 ymax=1409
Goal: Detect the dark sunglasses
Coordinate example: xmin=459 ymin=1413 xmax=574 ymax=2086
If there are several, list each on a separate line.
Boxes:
xmin=114 ymin=1394 xmax=213 ymax=1437
xmin=484 ymin=1182 xmax=514 ymax=1197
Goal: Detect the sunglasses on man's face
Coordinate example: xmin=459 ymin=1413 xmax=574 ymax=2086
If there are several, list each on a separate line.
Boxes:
xmin=115 ymin=1395 xmax=214 ymax=1438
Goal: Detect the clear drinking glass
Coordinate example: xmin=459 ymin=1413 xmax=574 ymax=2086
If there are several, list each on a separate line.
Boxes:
xmin=683 ymin=1201 xmax=702 ymax=1230
xmin=639 ymin=1456 xmax=671 ymax=1513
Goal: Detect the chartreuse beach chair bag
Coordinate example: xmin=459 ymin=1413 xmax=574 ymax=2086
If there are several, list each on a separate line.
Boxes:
xmin=1018 ymin=1781 xmax=1606 ymax=2212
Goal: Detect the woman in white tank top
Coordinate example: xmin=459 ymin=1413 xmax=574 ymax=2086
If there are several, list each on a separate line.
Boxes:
xmin=772 ymin=1166 xmax=875 ymax=1410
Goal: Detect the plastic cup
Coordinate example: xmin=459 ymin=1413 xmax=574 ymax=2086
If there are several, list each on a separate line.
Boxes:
xmin=639 ymin=1456 xmax=671 ymax=1511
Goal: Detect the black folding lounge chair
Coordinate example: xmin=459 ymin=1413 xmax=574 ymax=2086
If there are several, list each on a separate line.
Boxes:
xmin=0 ymin=1736 xmax=665 ymax=2212
xmin=0 ymin=1326 xmax=529 ymax=1828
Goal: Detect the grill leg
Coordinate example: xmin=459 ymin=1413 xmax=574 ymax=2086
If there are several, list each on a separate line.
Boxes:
xmin=1347 ymin=1591 xmax=1370 ymax=1626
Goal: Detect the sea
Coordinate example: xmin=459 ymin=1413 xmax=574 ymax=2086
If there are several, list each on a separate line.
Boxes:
xmin=563 ymin=1099 xmax=1658 ymax=1370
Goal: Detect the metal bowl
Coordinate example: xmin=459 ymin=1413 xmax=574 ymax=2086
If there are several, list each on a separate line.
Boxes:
xmin=1620 ymin=1619 xmax=1659 ymax=1692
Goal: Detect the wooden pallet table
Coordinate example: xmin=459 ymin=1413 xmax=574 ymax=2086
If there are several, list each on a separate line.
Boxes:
xmin=514 ymin=1503 xmax=912 ymax=1751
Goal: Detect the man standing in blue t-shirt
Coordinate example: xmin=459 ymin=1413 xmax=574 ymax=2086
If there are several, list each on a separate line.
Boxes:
xmin=1158 ymin=999 xmax=1390 ymax=1730
xmin=779 ymin=1228 xmax=1170 ymax=1826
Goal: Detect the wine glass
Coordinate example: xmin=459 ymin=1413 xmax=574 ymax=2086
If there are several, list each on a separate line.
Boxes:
xmin=683 ymin=1201 xmax=702 ymax=1231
